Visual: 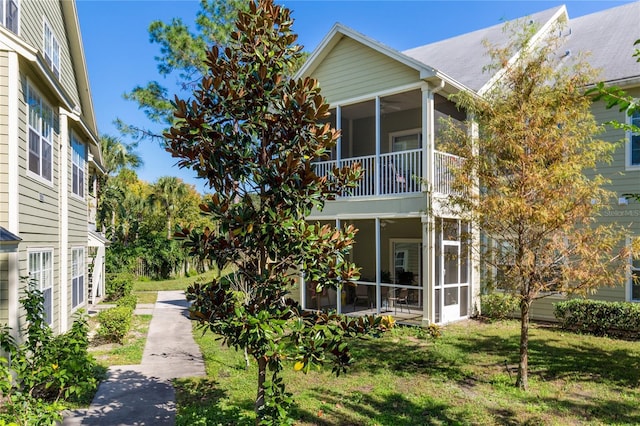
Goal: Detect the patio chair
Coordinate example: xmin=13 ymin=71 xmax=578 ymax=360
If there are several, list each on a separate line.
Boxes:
xmin=393 ymin=287 xmax=410 ymax=314
xmin=352 ymin=284 xmax=373 ymax=310
xmin=382 ymin=160 xmax=406 ymax=194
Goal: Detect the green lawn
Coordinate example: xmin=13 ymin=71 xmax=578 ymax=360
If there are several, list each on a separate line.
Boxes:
xmin=89 ymin=314 xmax=152 ymax=366
xmin=175 ymin=320 xmax=640 ymax=425
xmin=132 ymin=269 xmax=219 ymax=292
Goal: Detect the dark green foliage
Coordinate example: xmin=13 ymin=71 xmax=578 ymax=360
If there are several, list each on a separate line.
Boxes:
xmin=0 ymin=289 xmax=100 ymax=424
xmin=97 ymin=306 xmax=134 ymax=343
xmin=480 ymin=292 xmax=519 ymax=321
xmin=105 ymin=272 xmax=134 ymax=301
xmin=165 ymin=1 xmax=387 ymax=422
xmin=106 ymin=235 xmax=188 ymax=280
xmin=116 ymin=294 xmax=138 ymax=311
xmin=554 ymin=298 xmax=640 ymax=337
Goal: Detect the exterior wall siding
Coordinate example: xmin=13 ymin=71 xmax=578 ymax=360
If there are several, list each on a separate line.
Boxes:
xmin=310 ymin=194 xmax=427 ymax=219
xmin=590 ymin=90 xmax=640 ymax=304
xmin=312 ymin=37 xmax=419 ymax=104
xmin=530 ymin=296 xmax=564 ymax=322
xmin=0 ymin=51 xmax=8 ymax=225
xmin=19 ymin=0 xmax=81 ymax=107
xmin=17 ymin=67 xmax=61 ymax=331
xmin=0 ymin=254 xmax=7 ymax=323
xmin=0 ymin=1 xmax=96 ymax=334
xmin=67 ymin=125 xmax=88 ymax=314
xmin=530 ymin=89 xmax=640 ymax=320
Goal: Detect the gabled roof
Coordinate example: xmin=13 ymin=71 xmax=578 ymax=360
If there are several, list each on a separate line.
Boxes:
xmin=300 ymin=3 xmax=638 ymax=100
xmin=0 ymin=226 xmax=21 ymax=252
xmin=296 ymin=23 xmax=472 ymax=94
xmin=562 ymin=2 xmax=640 ymax=86
xmin=0 ymin=226 xmax=21 ymax=243
xmin=403 ymin=6 xmax=567 ymax=92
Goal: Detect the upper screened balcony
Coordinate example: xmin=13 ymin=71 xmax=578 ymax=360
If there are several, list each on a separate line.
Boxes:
xmin=313 ymin=89 xmax=466 ymax=199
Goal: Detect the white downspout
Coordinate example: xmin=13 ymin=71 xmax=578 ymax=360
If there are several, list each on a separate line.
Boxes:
xmin=375 ymin=96 xmax=381 ymax=196
xmin=335 ymin=105 xmax=341 ymax=166
xmin=7 ymin=50 xmax=19 ymax=335
xmin=59 ymin=109 xmax=70 ymax=333
xmin=336 ymin=218 xmax=342 ymax=314
xmin=375 ymin=217 xmax=381 ymax=315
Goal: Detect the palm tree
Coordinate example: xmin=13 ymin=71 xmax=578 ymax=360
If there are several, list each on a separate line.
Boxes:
xmin=100 ymin=135 xmax=143 ymax=176
xmin=149 ymin=176 xmax=189 ymax=239
xmin=97 ymin=135 xmax=143 ymax=234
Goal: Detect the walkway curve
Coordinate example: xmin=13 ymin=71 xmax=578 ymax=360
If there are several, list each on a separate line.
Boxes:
xmin=63 ymin=290 xmax=206 ymax=425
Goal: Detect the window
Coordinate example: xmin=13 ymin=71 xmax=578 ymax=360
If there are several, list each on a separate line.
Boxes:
xmin=0 ymin=0 xmax=19 ymax=34
xmin=630 ymin=247 xmax=640 ymax=302
xmin=29 ymin=250 xmax=53 ymax=326
xmin=43 ymin=20 xmax=60 ymax=78
xmin=494 ymin=240 xmax=515 ymax=290
xmin=629 ymin=110 xmax=640 ymax=169
xmin=394 ymin=249 xmax=408 ymax=273
xmin=390 ymin=129 xmax=421 ymax=152
xmin=27 ymin=84 xmax=53 ymax=183
xmin=72 ymin=248 xmax=84 ymax=308
xmin=72 ymin=137 xmax=86 ymax=198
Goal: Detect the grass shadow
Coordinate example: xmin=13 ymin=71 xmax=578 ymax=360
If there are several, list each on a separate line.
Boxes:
xmin=174 ymin=377 xmax=255 ymax=425
xmin=294 ymin=387 xmax=465 ymax=425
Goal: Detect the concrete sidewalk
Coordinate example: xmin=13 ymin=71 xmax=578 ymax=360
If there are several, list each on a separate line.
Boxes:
xmin=63 ymin=290 xmax=206 ymax=425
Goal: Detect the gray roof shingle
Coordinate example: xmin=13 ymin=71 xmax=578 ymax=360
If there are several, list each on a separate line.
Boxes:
xmin=402 ymin=2 xmax=640 ymax=91
xmin=403 ymin=6 xmax=564 ymax=92
xmin=562 ymin=2 xmax=640 ymax=85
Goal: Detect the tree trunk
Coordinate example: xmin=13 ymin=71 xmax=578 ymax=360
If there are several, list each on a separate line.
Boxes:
xmin=110 ymin=209 xmax=116 ymax=238
xmin=515 ymin=297 xmax=530 ymax=390
xmin=255 ymin=356 xmax=267 ymax=418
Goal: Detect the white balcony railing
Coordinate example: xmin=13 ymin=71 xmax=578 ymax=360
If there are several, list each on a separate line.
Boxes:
xmin=433 ymin=151 xmax=464 ymax=196
xmin=313 ymin=149 xmax=463 ymax=198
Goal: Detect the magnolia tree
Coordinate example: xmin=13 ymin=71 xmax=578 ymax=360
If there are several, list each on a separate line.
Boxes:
xmin=165 ymin=1 xmax=389 ymax=423
xmin=439 ymin=23 xmax=630 ymax=390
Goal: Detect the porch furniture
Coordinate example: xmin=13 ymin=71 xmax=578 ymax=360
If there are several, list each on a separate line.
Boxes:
xmin=308 ymin=284 xmax=331 ymax=310
xmin=389 ymin=287 xmax=410 ymax=314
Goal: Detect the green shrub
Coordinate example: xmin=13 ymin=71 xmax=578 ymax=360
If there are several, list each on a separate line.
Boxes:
xmin=97 ymin=306 xmax=133 ymax=343
xmin=105 ymin=272 xmax=134 ymax=301
xmin=554 ymin=298 xmax=640 ymax=337
xmin=0 ymin=288 xmax=101 ymax=424
xmin=480 ymin=292 xmax=519 ymax=320
xmin=116 ymin=294 xmax=138 ymax=311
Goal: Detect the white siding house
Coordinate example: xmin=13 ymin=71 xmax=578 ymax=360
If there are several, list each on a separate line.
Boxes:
xmin=0 ymin=0 xmax=105 ymax=335
xmin=297 ymin=2 xmax=640 ymax=324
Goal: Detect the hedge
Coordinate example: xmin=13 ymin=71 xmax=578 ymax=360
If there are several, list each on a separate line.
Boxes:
xmin=554 ymin=298 xmax=640 ymax=337
xmin=116 ymin=294 xmax=138 ymax=311
xmin=480 ymin=292 xmax=519 ymax=320
xmin=105 ymin=272 xmax=134 ymax=302
xmin=96 ymin=306 xmax=133 ymax=343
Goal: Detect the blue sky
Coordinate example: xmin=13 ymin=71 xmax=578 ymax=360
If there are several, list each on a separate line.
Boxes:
xmin=76 ymin=0 xmax=636 ymax=193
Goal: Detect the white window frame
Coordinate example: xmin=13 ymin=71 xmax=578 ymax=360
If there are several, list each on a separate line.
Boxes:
xmin=390 ymin=238 xmax=422 ymax=286
xmin=394 ymin=249 xmax=409 ymax=272
xmin=26 ymin=82 xmax=54 ymax=185
xmin=71 ymin=135 xmax=86 ymax=199
xmin=28 ymin=248 xmax=54 ymax=326
xmin=628 ymin=236 xmax=640 ymax=302
xmin=389 ymin=128 xmax=422 ymax=153
xmin=72 ymin=247 xmax=85 ymax=309
xmin=0 ymin=0 xmax=19 ymax=34
xmin=43 ymin=18 xmax=60 ymax=78
xmin=627 ymin=108 xmax=640 ymax=170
